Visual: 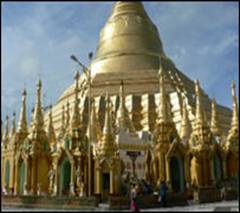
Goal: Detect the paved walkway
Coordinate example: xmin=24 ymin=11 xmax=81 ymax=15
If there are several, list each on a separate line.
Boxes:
xmin=2 ymin=200 xmax=239 ymax=212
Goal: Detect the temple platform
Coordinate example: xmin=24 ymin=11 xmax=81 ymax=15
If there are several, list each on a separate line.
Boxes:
xmin=193 ymin=188 xmax=222 ymax=203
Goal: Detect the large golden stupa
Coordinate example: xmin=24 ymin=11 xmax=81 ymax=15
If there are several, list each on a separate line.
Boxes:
xmin=48 ymin=1 xmax=232 ymax=135
xmin=2 ymin=1 xmax=238 ymax=204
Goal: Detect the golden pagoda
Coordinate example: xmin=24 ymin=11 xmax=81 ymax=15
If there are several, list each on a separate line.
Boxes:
xmin=47 ymin=2 xmax=232 ymax=138
xmin=2 ymin=1 xmax=238 ymax=204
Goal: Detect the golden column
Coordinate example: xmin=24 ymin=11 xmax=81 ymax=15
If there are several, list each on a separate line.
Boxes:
xmin=70 ymin=161 xmax=75 ymax=196
xmin=14 ymin=158 xmax=19 ymax=195
xmin=70 ymin=54 xmax=93 ymax=196
xmin=24 ymin=158 xmax=29 ymax=195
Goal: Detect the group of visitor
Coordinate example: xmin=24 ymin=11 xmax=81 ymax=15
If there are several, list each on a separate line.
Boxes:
xmin=129 ymin=181 xmax=169 ymax=212
xmin=2 ymin=185 xmax=13 ymax=195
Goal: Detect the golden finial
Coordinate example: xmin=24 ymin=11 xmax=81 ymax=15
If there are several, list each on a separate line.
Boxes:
xmin=98 ymin=91 xmax=116 ymax=156
xmin=231 ymin=80 xmax=236 ymax=97
xmin=117 ymin=80 xmax=135 ymax=132
xmin=228 ymin=80 xmax=239 ymax=139
xmin=65 ymin=101 xmax=70 ymax=131
xmin=1 ymin=120 xmax=4 ymax=142
xmin=88 ymin=98 xmax=102 ymax=143
xmin=11 ymin=112 xmax=16 ymax=137
xmin=71 ymin=72 xmax=81 ymax=130
xmin=33 ymin=78 xmax=44 ymax=129
xmin=37 ymin=78 xmax=42 ymax=89
xmin=195 ymin=80 xmax=205 ymax=125
xmin=4 ymin=115 xmax=10 ymax=141
xmin=103 ymin=91 xmax=113 ymax=136
xmin=210 ymin=97 xmax=221 ymax=136
xmin=180 ymin=98 xmax=192 ymax=140
xmin=231 ymin=80 xmax=238 ymax=129
xmin=226 ymin=80 xmax=239 ymax=146
xmin=158 ymin=63 xmax=170 ymax=123
xmin=58 ymin=105 xmax=66 ymax=139
xmin=17 ymin=88 xmax=28 ymax=134
xmin=48 ymin=105 xmax=56 ymax=146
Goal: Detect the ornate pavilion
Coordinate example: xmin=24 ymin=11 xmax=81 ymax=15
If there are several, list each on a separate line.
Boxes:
xmin=1 ymin=2 xmax=239 ymax=202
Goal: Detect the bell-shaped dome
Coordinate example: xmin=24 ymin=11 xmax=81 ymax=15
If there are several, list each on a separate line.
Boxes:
xmin=96 ymin=1 xmax=164 ymax=58
xmin=91 ymin=1 xmax=165 ymax=79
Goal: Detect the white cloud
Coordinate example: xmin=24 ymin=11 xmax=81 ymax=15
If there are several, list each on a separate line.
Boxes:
xmin=1 ymin=2 xmax=239 ymax=120
xmin=20 ymin=57 xmax=42 ymax=76
xmin=214 ymin=33 xmax=238 ymax=55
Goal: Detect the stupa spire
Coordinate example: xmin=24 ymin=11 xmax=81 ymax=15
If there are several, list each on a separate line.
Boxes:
xmin=17 ymin=88 xmax=28 ymax=134
xmin=1 ymin=120 xmax=4 ymax=142
xmin=11 ymin=112 xmax=16 ymax=137
xmin=210 ymin=97 xmax=221 ymax=136
xmin=88 ymin=99 xmax=102 ymax=143
xmin=180 ymin=98 xmax=192 ymax=140
xmin=158 ymin=64 xmax=170 ymax=123
xmin=227 ymin=80 xmax=239 ymax=142
xmin=103 ymin=92 xmax=113 ymax=138
xmin=4 ymin=115 xmax=10 ymax=142
xmin=71 ymin=71 xmax=81 ymax=129
xmin=230 ymin=80 xmax=239 ymax=130
xmin=98 ymin=92 xmax=117 ymax=156
xmin=65 ymin=101 xmax=70 ymax=131
xmin=58 ymin=105 xmax=65 ymax=139
xmin=195 ymin=80 xmax=205 ymax=125
xmin=33 ymin=79 xmax=44 ymax=129
xmin=47 ymin=105 xmax=56 ymax=147
xmin=117 ymin=81 xmax=135 ymax=132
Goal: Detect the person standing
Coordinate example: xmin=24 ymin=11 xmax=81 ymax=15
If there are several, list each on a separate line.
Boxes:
xmin=130 ymin=184 xmax=140 ymax=212
xmin=158 ymin=181 xmax=168 ymax=207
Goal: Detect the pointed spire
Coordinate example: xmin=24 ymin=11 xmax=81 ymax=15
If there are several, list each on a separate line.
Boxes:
xmin=33 ymin=79 xmax=44 ymax=129
xmin=195 ymin=80 xmax=205 ymax=125
xmin=17 ymin=88 xmax=28 ymax=134
xmin=119 ymin=80 xmax=126 ymax=118
xmin=30 ymin=107 xmax=35 ymax=129
xmin=11 ymin=112 xmax=16 ymax=137
xmin=1 ymin=120 xmax=4 ymax=142
xmin=71 ymin=71 xmax=81 ymax=129
xmin=158 ymin=63 xmax=170 ymax=123
xmin=210 ymin=97 xmax=221 ymax=136
xmin=58 ymin=105 xmax=65 ymax=139
xmin=227 ymin=80 xmax=239 ymax=143
xmin=98 ymin=92 xmax=116 ymax=156
xmin=47 ymin=105 xmax=56 ymax=146
xmin=103 ymin=92 xmax=114 ymax=138
xmin=180 ymin=98 xmax=192 ymax=140
xmin=88 ymin=99 xmax=102 ymax=143
xmin=65 ymin=101 xmax=70 ymax=131
xmin=117 ymin=81 xmax=135 ymax=132
xmin=230 ymin=80 xmax=239 ymax=130
xmin=4 ymin=115 xmax=10 ymax=142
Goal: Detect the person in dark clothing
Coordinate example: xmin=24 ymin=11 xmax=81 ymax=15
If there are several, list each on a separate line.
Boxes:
xmin=158 ymin=181 xmax=168 ymax=207
xmin=130 ymin=183 xmax=140 ymax=212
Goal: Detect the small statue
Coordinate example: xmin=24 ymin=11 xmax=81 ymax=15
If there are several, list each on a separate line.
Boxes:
xmin=37 ymin=183 xmax=41 ymax=196
xmin=48 ymin=167 xmax=55 ymax=194
xmin=70 ymin=183 xmax=75 ymax=196
xmin=79 ymin=182 xmax=85 ymax=197
xmin=76 ymin=166 xmax=81 ymax=189
xmin=23 ymin=182 xmax=28 ymax=195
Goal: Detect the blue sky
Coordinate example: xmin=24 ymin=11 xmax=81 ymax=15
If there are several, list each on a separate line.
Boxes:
xmin=2 ymin=1 xmax=239 ymax=124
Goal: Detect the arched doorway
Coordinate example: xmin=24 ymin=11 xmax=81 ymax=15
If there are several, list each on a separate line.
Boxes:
xmin=5 ymin=160 xmax=10 ymax=189
xmin=170 ymin=156 xmax=184 ymax=193
xmin=213 ymin=152 xmax=222 ymax=181
xmin=102 ymin=173 xmax=110 ymax=203
xmin=19 ymin=161 xmax=25 ymax=194
xmin=226 ymin=152 xmax=236 ymax=178
xmin=60 ymin=157 xmax=71 ymax=196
